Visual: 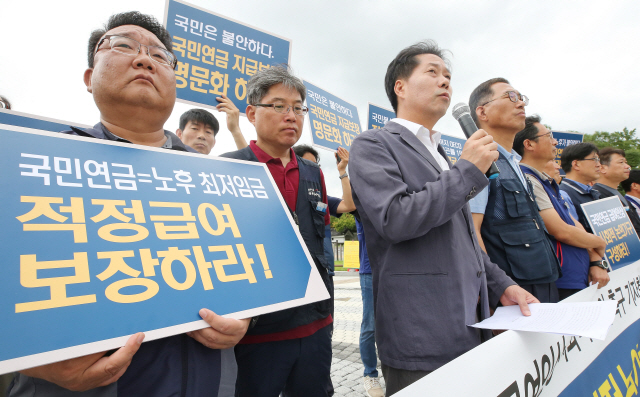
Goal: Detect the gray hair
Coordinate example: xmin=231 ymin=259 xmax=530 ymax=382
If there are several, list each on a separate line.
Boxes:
xmin=246 ymin=66 xmax=306 ymax=105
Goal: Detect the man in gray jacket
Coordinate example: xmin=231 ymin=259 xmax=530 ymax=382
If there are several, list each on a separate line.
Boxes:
xmin=349 ymin=41 xmax=537 ymax=396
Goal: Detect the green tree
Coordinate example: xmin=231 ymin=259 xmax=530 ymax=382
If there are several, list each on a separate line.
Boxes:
xmin=583 ymin=127 xmax=640 ymax=168
xmin=583 ymin=127 xmax=639 ymax=151
xmin=330 ymin=213 xmax=356 ymax=234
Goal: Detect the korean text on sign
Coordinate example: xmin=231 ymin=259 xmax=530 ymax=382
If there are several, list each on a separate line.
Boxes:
xmin=166 ymin=0 xmax=292 ymax=113
xmin=304 ymin=80 xmax=362 ymax=151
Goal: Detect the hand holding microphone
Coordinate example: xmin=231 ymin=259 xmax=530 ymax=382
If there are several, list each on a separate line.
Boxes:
xmin=452 ymin=103 xmax=500 ymax=179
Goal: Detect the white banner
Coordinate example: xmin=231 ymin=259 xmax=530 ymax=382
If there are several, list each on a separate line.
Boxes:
xmin=397 ymin=261 xmax=640 ymax=397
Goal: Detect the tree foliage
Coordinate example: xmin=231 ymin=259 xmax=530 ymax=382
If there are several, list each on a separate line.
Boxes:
xmin=330 ymin=213 xmax=356 ymax=234
xmin=584 ymin=127 xmax=640 ymax=168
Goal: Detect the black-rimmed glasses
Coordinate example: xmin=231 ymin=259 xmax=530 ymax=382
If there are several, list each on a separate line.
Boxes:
xmin=481 ymin=91 xmax=529 ymax=106
xmin=578 ymin=157 xmax=601 ymax=164
xmin=94 ymin=35 xmax=178 ymax=69
xmin=255 ymin=102 xmax=309 ymax=116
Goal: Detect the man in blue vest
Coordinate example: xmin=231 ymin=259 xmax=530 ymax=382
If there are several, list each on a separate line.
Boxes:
xmin=514 ymin=116 xmax=609 ymax=300
xmin=469 ymin=78 xmax=561 ymax=303
xmin=559 ymin=143 xmax=602 ymax=233
xmin=220 ymin=66 xmax=333 ymax=397
xmin=8 ymin=11 xmax=250 ymax=397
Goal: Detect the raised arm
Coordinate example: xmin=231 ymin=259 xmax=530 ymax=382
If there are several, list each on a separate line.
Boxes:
xmin=216 ymin=94 xmax=248 ymax=150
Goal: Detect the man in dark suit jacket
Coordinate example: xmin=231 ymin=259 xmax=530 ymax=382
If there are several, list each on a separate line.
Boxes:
xmin=349 ymin=41 xmax=538 ymax=396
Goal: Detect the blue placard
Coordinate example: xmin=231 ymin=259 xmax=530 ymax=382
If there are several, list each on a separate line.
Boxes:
xmin=581 ymin=196 xmax=640 ymax=270
xmin=367 ymin=103 xmax=395 ymax=130
xmin=0 ymin=125 xmax=326 ymax=372
xmin=554 ymin=131 xmax=583 ymax=174
xmin=164 ymin=0 xmax=292 ymax=113
xmin=440 ymin=134 xmax=466 ymax=164
xmin=304 ymin=80 xmax=362 ymax=151
xmin=0 ymin=108 xmax=90 ymax=133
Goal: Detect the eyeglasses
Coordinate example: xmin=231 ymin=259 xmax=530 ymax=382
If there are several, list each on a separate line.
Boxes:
xmin=578 ymin=157 xmax=601 ymax=163
xmin=255 ymin=102 xmax=309 ymax=116
xmin=533 ymin=131 xmax=554 ymax=140
xmin=481 ymin=91 xmax=529 ymax=106
xmin=94 ymin=35 xmax=177 ymax=69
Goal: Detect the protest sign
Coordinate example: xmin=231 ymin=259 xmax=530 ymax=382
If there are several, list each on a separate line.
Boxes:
xmin=554 ymin=131 xmax=583 ymax=173
xmin=440 ymin=134 xmax=465 ymax=164
xmin=0 ymin=108 xmax=90 ymax=133
xmin=396 ymin=260 xmax=640 ymax=396
xmin=164 ymin=0 xmax=292 ymax=113
xmin=582 ymin=196 xmax=640 ymax=270
xmin=0 ymin=124 xmax=329 ymax=374
xmin=304 ymin=80 xmax=361 ymax=152
xmin=343 ymin=241 xmax=360 ymax=269
xmin=367 ymin=103 xmax=395 ymax=130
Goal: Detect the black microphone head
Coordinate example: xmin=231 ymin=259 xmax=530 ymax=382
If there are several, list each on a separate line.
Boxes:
xmin=452 ymin=103 xmax=471 ymax=121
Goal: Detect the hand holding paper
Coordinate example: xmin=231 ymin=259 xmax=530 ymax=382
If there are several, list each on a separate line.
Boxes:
xmin=471 ymin=301 xmax=618 ymax=340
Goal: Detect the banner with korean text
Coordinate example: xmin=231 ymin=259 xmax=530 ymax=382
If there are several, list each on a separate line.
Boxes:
xmin=396 ymin=261 xmax=640 ymax=396
xmin=440 ymin=134 xmax=465 ymax=164
xmin=0 ymin=108 xmax=90 ymax=133
xmin=582 ymin=196 xmax=640 ymax=270
xmin=304 ymin=80 xmax=361 ymax=152
xmin=0 ymin=124 xmax=329 ymax=374
xmin=367 ymin=103 xmax=395 ymax=130
xmin=164 ymin=0 xmax=292 ymax=114
xmin=554 ymin=131 xmax=584 ymax=173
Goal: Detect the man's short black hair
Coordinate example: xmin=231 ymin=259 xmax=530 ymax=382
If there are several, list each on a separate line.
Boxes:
xmin=599 ymin=147 xmax=626 ymax=166
xmin=561 ymin=142 xmax=599 ymax=173
xmin=88 ymin=11 xmax=174 ymax=68
xmin=621 ymin=169 xmax=640 ymax=193
xmin=469 ymin=77 xmax=510 ymax=126
xmin=179 ymin=109 xmax=219 ymax=135
xmin=513 ymin=115 xmax=542 ymax=156
xmin=384 ymin=40 xmax=451 ymax=114
xmin=0 ymin=95 xmax=11 ymax=110
xmin=293 ymin=144 xmax=319 ymax=161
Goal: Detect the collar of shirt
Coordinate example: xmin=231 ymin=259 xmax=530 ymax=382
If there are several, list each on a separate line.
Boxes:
xmin=519 ymin=163 xmax=552 ymax=182
xmin=564 ymin=178 xmax=593 ymax=192
xmin=496 ymin=143 xmax=529 ymax=192
xmin=390 ymin=118 xmax=449 ymax=170
xmin=249 ymin=140 xmax=298 ymax=168
xmin=99 ymin=123 xmax=173 ymax=149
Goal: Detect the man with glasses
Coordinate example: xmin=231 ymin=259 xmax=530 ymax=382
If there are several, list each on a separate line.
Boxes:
xmin=559 ymin=143 xmax=603 ymax=233
xmin=514 ymin=116 xmax=609 ymax=300
xmin=221 ymin=67 xmax=334 ymax=397
xmin=469 ymin=78 xmax=561 ymax=303
xmin=592 ymin=148 xmax=640 ymax=234
xmin=8 ymin=12 xmax=250 ymax=397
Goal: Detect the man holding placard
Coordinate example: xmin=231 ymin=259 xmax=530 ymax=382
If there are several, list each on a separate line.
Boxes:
xmin=514 ymin=115 xmax=609 ymax=300
xmin=8 ymin=11 xmax=250 ymax=397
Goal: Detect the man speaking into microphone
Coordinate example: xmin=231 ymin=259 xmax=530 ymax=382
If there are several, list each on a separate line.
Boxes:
xmin=349 ymin=41 xmax=537 ymax=396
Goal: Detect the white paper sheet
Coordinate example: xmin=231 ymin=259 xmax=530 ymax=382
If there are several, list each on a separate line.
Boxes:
xmin=470 ymin=301 xmax=618 ymax=340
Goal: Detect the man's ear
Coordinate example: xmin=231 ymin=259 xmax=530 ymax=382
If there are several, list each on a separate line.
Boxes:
xmin=176 ymin=129 xmax=183 ymax=138
xmin=83 ymin=69 xmax=94 ymax=93
xmin=394 ymin=79 xmax=405 ymax=100
xmin=476 ymin=106 xmax=488 ymax=124
xmin=246 ymin=105 xmax=256 ymax=126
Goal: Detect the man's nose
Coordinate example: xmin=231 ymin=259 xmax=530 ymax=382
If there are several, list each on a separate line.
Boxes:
xmin=133 ymin=45 xmax=155 ymax=71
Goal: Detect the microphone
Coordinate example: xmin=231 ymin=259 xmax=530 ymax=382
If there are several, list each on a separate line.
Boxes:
xmin=451 ymin=103 xmax=499 ymax=180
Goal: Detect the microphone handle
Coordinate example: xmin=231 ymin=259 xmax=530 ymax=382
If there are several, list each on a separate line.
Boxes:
xmin=458 ymin=115 xmax=500 ymax=180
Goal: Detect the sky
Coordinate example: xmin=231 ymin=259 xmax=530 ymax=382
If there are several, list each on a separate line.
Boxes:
xmin=1 ymin=0 xmax=639 ymax=197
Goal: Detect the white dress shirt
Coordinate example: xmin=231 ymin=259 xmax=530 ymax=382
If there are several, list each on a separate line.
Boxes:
xmin=390 ymin=118 xmax=450 ymax=171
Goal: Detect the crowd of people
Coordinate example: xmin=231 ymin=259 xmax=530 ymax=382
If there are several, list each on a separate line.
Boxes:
xmin=2 ymin=9 xmax=636 ymax=397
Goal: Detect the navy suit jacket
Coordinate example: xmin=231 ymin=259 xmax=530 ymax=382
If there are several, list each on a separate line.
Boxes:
xmin=349 ymin=121 xmax=515 ymax=371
